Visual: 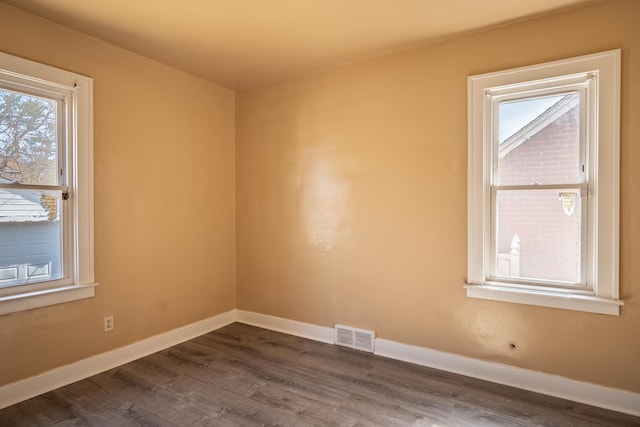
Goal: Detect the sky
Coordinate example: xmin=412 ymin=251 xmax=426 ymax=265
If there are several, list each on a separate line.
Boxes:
xmin=499 ymin=95 xmax=564 ymax=143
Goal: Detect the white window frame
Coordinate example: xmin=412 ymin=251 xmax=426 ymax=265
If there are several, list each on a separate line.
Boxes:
xmin=0 ymin=52 xmax=97 ymax=315
xmin=465 ymin=50 xmax=622 ymax=316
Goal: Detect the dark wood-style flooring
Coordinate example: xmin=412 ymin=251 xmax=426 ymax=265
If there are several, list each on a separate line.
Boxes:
xmin=1 ymin=322 xmax=639 ymax=426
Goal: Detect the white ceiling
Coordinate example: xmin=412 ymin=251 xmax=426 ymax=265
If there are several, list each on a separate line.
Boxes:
xmin=4 ymin=0 xmax=599 ymax=90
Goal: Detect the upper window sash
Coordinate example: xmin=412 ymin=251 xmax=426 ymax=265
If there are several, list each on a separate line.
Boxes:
xmin=0 ymin=89 xmax=68 ymax=192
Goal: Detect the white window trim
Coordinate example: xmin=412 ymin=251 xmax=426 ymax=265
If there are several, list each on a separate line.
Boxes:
xmin=466 ymin=50 xmax=621 ymax=316
xmin=0 ymin=52 xmax=97 ymax=315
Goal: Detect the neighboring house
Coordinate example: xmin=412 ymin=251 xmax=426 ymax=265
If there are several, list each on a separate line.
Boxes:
xmin=497 ymin=95 xmax=581 ymax=283
xmin=0 ymin=177 xmax=61 ymax=286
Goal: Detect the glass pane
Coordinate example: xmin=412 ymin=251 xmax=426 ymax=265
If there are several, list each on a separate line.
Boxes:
xmin=0 ymin=188 xmax=63 ymax=287
xmin=497 ymin=93 xmax=582 ymax=185
xmin=494 ymin=189 xmax=582 ymax=284
xmin=0 ymin=88 xmax=59 ymax=185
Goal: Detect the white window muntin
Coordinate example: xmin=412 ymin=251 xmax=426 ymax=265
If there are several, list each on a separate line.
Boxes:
xmin=466 ymin=50 xmax=621 ymax=315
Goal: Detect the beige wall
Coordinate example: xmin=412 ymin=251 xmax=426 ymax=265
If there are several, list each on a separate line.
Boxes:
xmin=0 ymin=5 xmax=236 ymax=385
xmin=237 ymin=0 xmax=640 ymax=393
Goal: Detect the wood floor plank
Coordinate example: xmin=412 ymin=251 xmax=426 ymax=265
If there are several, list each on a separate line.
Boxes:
xmin=1 ymin=322 xmax=639 ymax=426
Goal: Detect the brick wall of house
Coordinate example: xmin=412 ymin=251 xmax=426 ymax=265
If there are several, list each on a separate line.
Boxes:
xmin=496 ymin=105 xmax=582 ymax=283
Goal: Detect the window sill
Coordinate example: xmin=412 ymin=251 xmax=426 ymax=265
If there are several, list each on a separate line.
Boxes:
xmin=0 ymin=283 xmax=98 ymax=316
xmin=464 ymin=283 xmax=622 ymax=316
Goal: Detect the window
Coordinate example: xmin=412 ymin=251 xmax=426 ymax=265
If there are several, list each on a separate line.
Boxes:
xmin=466 ymin=50 xmax=621 ymax=315
xmin=0 ymin=52 xmax=96 ymax=315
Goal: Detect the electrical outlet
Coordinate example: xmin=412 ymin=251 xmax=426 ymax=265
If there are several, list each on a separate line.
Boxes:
xmin=104 ymin=315 xmax=114 ymax=332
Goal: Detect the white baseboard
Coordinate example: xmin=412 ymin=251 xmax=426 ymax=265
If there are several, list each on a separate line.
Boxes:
xmin=375 ymin=338 xmax=640 ymax=418
xmin=0 ymin=309 xmax=236 ymax=410
xmin=236 ymin=310 xmax=640 ymax=417
xmin=236 ymin=309 xmax=334 ymax=344
xmin=3 ymin=309 xmax=639 ymax=418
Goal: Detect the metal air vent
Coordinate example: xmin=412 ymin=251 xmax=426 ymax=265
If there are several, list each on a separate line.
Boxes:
xmin=334 ymin=324 xmax=375 ymax=353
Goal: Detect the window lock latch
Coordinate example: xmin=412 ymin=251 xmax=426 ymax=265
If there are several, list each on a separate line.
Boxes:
xmin=62 ymin=192 xmax=69 ymax=200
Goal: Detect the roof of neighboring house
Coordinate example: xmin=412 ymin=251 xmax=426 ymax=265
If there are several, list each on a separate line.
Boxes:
xmin=0 ymin=177 xmax=52 ymax=222
xmin=499 ymin=94 xmax=580 ymax=159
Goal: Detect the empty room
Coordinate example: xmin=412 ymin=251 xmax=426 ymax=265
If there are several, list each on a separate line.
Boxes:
xmin=0 ymin=0 xmax=639 ymax=425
